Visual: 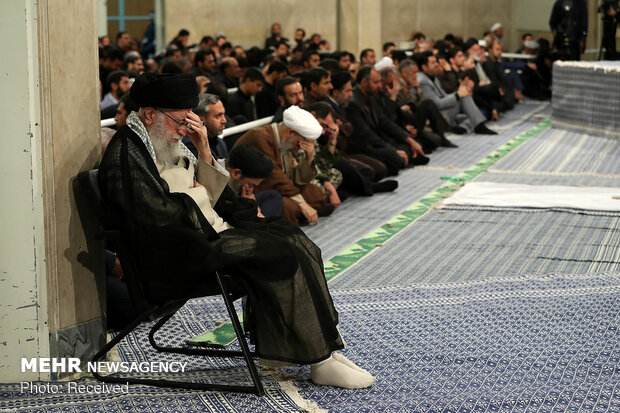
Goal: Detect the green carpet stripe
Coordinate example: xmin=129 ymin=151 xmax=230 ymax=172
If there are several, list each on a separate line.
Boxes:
xmin=190 ymin=118 xmax=551 ymax=346
xmin=323 ymin=117 xmax=551 ymax=282
xmin=187 ymin=316 xmax=244 ymax=347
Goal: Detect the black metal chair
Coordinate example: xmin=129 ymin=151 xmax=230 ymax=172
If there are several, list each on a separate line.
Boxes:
xmin=74 ymin=169 xmax=265 ymax=395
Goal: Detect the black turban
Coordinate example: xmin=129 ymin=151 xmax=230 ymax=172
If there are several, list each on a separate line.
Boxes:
xmin=463 ymin=37 xmax=479 ymax=52
xmin=331 ymin=71 xmax=351 ymax=90
xmin=228 ymin=144 xmax=273 ymax=178
xmin=130 ymin=73 xmax=199 ymax=109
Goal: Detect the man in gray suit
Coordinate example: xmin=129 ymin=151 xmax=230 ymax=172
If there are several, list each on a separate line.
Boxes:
xmin=415 ymin=52 xmax=496 ymax=135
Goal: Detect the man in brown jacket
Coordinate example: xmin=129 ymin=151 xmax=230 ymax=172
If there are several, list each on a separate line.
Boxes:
xmin=235 ymin=106 xmax=333 ymax=226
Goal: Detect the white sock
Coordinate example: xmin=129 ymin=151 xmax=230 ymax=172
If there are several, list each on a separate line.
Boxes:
xmin=332 ymin=352 xmax=373 ymax=377
xmin=310 ymin=356 xmax=376 ymax=389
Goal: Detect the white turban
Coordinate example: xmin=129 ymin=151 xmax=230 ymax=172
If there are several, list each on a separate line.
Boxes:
xmin=490 ymin=23 xmax=502 ymax=33
xmin=374 ymin=56 xmax=393 ymax=71
xmin=282 ymin=106 xmax=322 ymax=140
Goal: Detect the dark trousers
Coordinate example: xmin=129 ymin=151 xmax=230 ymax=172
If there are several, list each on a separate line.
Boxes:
xmin=362 ymin=147 xmax=405 ymax=176
xmin=413 ymin=99 xmax=450 ymax=136
xmin=344 ymin=153 xmax=388 ymax=182
xmin=333 ymin=158 xmax=374 ymax=196
xmin=106 ymin=276 xmax=136 ymax=331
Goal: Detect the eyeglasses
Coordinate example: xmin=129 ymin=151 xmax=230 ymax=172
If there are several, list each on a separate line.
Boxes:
xmin=157 ymin=109 xmax=189 ymax=129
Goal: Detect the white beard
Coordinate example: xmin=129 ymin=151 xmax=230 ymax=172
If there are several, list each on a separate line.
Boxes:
xmin=148 ymin=114 xmax=180 ymax=165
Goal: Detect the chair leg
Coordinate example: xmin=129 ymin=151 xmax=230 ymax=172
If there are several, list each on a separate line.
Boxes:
xmin=216 ymin=272 xmax=265 ymax=397
xmin=148 ymin=313 xmax=251 ymax=358
xmin=145 ymin=274 xmax=265 ymax=396
xmin=91 ymin=307 xmax=156 ymax=382
xmin=92 ymin=309 xmax=265 ymax=396
xmin=92 ymin=302 xmax=265 ymax=395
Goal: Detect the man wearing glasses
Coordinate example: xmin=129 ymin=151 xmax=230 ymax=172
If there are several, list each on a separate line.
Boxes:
xmin=98 ymin=73 xmax=376 ymax=390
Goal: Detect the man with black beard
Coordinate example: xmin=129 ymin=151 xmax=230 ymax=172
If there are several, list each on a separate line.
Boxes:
xmin=328 ymin=71 xmax=389 ymax=181
xmin=272 ymin=76 xmax=304 ymax=122
xmin=183 ymin=93 xmax=229 ymax=161
xmin=346 ymin=66 xmax=429 ymax=174
xmin=416 ymin=52 xmax=496 ymax=135
xmin=98 ymin=73 xmax=375 ymax=389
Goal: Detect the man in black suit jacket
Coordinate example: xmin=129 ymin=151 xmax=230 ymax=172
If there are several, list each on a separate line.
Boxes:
xmin=226 ymin=67 xmax=264 ymax=124
xmin=345 ymin=66 xmax=429 ymax=175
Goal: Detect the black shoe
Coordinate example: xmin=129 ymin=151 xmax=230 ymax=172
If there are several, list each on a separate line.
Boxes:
xmin=372 ymin=180 xmax=398 ymax=193
xmin=450 ymin=126 xmax=467 ymax=135
xmin=474 ymin=123 xmax=498 ymax=135
xmin=317 ymin=203 xmax=335 ymax=217
xmin=337 ymin=189 xmax=351 ymax=202
xmin=412 ymin=155 xmax=430 ymax=166
xmin=440 ymin=136 xmax=459 ymax=148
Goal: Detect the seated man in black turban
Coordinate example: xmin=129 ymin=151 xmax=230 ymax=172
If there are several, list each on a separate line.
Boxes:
xmin=98 ymin=72 xmax=375 ymax=389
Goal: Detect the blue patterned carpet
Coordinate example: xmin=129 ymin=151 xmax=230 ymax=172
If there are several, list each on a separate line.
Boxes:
xmin=330 ymin=208 xmax=620 ymax=289
xmin=4 ymin=270 xmax=617 ymax=413
xmin=290 ymin=272 xmax=620 ymax=412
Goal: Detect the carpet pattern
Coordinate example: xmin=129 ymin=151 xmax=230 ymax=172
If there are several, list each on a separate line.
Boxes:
xmin=427 ymin=103 xmax=549 ymax=169
xmin=289 ymin=271 xmax=620 ymax=412
xmin=303 ymin=168 xmax=460 ymax=260
xmin=330 ymin=208 xmax=620 ymax=289
xmin=475 ymin=171 xmax=620 ymax=188
xmin=491 ymin=128 xmax=620 ymax=175
xmin=552 ymin=61 xmax=620 ymax=139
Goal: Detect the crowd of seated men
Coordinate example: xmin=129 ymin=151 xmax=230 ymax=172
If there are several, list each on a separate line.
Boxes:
xmin=100 ymin=23 xmax=551 ymax=222
xmin=98 ymin=23 xmax=553 ymax=330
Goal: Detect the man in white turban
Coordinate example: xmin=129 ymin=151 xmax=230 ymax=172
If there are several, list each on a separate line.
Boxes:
xmin=235 ymin=106 xmax=338 ymax=225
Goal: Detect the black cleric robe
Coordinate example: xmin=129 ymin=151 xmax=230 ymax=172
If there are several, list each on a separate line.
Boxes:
xmin=98 ymin=125 xmax=344 ymax=364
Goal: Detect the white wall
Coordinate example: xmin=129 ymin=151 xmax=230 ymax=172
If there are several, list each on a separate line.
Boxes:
xmin=514 ymin=0 xmax=556 ymax=31
xmin=0 ymin=0 xmax=50 ymax=382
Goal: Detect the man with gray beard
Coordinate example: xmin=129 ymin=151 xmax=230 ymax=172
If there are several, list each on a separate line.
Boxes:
xmin=98 ymin=73 xmax=375 ymax=390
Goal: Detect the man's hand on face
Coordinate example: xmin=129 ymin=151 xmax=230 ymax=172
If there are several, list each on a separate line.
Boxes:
xmin=387 ymin=79 xmax=400 ymax=100
xmin=464 ymin=55 xmax=475 ymax=70
xmin=323 ymin=116 xmax=339 ymax=141
xmin=240 ymin=183 xmax=256 ymax=199
xmin=299 ymin=202 xmax=319 ymax=225
xmin=298 ymin=139 xmax=315 ymax=164
xmin=185 ymin=111 xmax=212 ymax=164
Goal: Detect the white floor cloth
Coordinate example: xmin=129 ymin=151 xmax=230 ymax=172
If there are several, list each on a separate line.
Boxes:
xmin=443 ymin=182 xmax=620 ymax=212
